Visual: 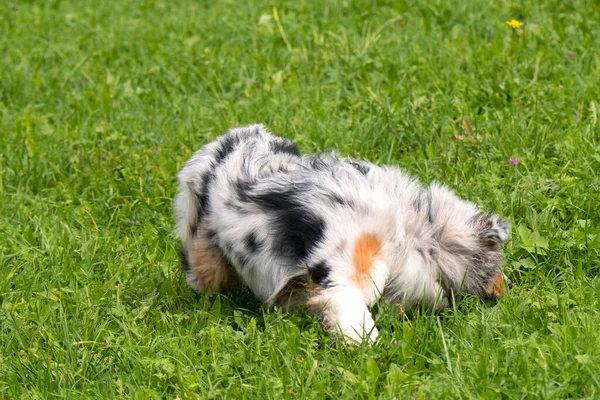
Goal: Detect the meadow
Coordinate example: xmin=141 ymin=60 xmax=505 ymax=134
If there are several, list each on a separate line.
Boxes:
xmin=1 ymin=0 xmax=599 ymax=398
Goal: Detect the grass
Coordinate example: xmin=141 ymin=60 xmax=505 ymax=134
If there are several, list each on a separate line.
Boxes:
xmin=1 ymin=0 xmax=599 ymax=398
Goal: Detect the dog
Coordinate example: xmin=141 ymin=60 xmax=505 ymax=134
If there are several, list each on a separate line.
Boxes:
xmin=175 ymin=124 xmax=511 ymax=343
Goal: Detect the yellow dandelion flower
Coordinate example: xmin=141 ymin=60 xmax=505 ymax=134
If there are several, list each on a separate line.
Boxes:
xmin=506 ymin=19 xmax=523 ymax=29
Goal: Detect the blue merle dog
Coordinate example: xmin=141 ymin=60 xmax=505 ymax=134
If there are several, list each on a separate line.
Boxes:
xmin=175 ymin=125 xmax=511 ymax=343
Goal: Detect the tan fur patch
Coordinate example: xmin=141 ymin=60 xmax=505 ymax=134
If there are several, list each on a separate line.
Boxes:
xmin=353 ymin=233 xmax=382 ymax=286
xmin=187 ymin=230 xmax=240 ymax=293
xmin=488 ymin=274 xmax=508 ymax=298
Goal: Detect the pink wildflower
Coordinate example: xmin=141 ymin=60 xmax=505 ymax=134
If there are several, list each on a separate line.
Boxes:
xmin=509 ymin=156 xmax=519 ymax=165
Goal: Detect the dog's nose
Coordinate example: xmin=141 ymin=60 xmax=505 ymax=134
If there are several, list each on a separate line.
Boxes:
xmin=507 ymin=279 xmax=513 ymax=290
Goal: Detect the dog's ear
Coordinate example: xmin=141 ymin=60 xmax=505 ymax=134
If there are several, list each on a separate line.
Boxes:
xmin=476 ymin=215 xmax=510 ymax=249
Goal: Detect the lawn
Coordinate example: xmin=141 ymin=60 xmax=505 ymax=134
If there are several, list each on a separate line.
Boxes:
xmin=1 ymin=0 xmax=599 ymax=398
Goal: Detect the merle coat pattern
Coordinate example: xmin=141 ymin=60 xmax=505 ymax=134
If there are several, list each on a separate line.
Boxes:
xmin=175 ymin=125 xmax=511 ymax=343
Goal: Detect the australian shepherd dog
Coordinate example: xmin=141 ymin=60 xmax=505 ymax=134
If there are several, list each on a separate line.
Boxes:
xmin=175 ymin=124 xmax=511 ymax=343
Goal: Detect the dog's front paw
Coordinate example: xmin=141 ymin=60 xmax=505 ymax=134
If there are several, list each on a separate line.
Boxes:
xmin=339 ymin=320 xmax=379 ymax=345
xmin=309 ymin=285 xmax=380 ymax=345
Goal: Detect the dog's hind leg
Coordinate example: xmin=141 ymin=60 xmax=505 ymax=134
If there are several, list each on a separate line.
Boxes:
xmin=181 ymin=227 xmax=240 ymax=294
xmin=308 ymin=284 xmax=378 ymax=344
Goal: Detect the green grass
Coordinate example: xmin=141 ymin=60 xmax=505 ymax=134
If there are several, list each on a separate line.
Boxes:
xmin=1 ymin=0 xmax=599 ymax=398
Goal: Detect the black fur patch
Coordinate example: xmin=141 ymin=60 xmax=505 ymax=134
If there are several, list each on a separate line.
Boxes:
xmin=215 ymin=134 xmax=240 ymax=164
xmin=308 ymin=261 xmax=331 ymax=286
xmin=270 ymin=139 xmax=301 ymax=156
xmin=350 ymin=162 xmax=370 ymax=175
xmin=412 ymin=189 xmax=433 ymax=223
xmin=193 ymin=134 xmax=246 ymax=230
xmin=197 ymin=169 xmax=215 ymax=217
xmin=412 ymin=191 xmax=425 ymax=212
xmin=244 ymin=231 xmax=262 ymax=253
xmin=178 ymin=246 xmax=190 ymax=273
xmin=235 ymin=179 xmax=252 ymax=203
xmin=250 ymin=187 xmax=325 ymax=261
xmin=308 ymin=153 xmax=338 ymax=171
xmin=194 ymin=133 xmax=244 ymax=225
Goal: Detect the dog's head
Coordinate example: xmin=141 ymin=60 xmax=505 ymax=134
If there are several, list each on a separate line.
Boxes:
xmin=462 ymin=213 xmax=512 ymax=300
xmin=425 ymin=184 xmax=512 ymax=301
